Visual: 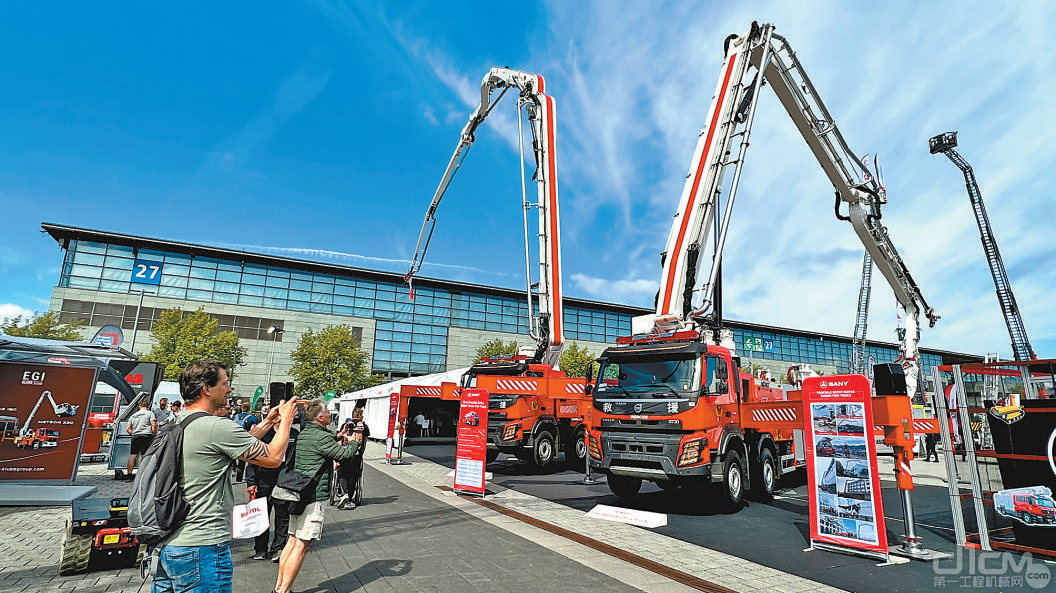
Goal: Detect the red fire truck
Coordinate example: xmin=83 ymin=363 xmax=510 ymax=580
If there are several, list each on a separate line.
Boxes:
xmin=405 ymin=67 xmax=589 ymax=469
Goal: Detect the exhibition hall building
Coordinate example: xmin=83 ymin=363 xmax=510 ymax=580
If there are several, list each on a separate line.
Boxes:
xmin=41 ymin=223 xmax=979 ymax=399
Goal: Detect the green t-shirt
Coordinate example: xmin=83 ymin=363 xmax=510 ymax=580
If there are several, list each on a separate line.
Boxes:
xmin=167 ymin=415 xmax=257 ymax=547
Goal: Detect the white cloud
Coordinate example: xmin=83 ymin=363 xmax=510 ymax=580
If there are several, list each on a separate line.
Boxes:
xmin=0 ymin=304 xmax=36 ymax=325
xmin=570 ymin=273 xmax=656 ymax=305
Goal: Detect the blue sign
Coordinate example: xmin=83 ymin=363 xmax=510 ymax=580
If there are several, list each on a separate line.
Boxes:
xmin=744 ymin=337 xmax=775 ymax=353
xmin=131 ymin=259 xmax=163 ymax=285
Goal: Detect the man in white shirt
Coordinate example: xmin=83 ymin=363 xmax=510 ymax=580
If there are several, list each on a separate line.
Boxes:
xmin=125 ymin=400 xmax=156 ymax=480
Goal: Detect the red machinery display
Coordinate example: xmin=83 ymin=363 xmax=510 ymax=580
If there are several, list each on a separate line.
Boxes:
xmin=588 ymin=21 xmax=937 ymax=505
xmin=404 ymin=68 xmax=587 ymax=469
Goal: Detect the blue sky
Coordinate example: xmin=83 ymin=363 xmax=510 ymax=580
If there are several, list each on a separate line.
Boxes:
xmin=1 ymin=1 xmax=1054 ymax=361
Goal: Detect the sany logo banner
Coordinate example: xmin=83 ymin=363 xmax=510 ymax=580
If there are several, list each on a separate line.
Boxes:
xmin=454 ymin=388 xmax=489 ymax=497
xmin=385 ymin=391 xmax=400 ymax=461
xmin=802 ymin=374 xmax=889 ymax=561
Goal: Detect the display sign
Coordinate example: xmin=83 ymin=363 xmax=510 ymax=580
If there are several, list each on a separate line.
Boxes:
xmin=744 ymin=337 xmax=773 ymax=353
xmin=986 ymin=400 xmax=1056 ymax=552
xmin=90 ymin=324 xmax=124 ymax=347
xmin=803 ymin=374 xmax=889 ymax=559
xmin=453 ymin=387 xmax=488 ymax=497
xmin=0 ymin=361 xmax=97 ymax=482
xmin=131 ymin=259 xmax=163 ymax=285
xmin=385 ymin=391 xmax=399 ymax=462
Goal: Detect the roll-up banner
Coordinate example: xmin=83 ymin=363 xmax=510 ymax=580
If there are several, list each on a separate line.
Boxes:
xmin=385 ymin=391 xmax=400 ymax=462
xmin=454 ymin=387 xmax=488 ymax=497
xmin=803 ymin=374 xmax=889 ymax=560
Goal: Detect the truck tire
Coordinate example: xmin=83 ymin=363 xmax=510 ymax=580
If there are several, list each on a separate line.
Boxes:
xmin=719 ymin=450 xmax=744 ymax=510
xmin=564 ymin=426 xmax=587 ymax=469
xmin=750 ymin=448 xmax=777 ymax=501
xmin=607 ymin=474 xmax=642 ymax=498
xmin=58 ymin=521 xmax=92 ymax=576
xmin=33 ymin=441 xmax=41 ymax=450
xmin=486 ymin=449 xmax=499 ymax=463
xmin=532 ymin=430 xmax=556 ymax=468
xmin=1023 ymin=511 xmax=1032 ymax=525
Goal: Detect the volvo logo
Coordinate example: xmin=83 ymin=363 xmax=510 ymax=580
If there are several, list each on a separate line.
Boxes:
xmin=634 ymin=403 xmax=643 ymax=413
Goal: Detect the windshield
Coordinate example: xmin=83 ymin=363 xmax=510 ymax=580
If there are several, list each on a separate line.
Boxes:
xmin=1038 ymin=498 xmax=1055 ymax=508
xmin=595 ymin=355 xmax=700 ymax=398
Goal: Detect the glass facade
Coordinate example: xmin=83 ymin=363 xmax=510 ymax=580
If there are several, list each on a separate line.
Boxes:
xmin=731 ymin=327 xmax=944 ymax=377
xmin=56 ymin=235 xmax=958 ymax=378
xmin=58 ymin=239 xmax=637 ymax=374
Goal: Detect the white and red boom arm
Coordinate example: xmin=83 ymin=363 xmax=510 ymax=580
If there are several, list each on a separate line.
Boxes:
xmin=649 ymin=22 xmax=937 ymax=398
xmin=405 ymin=67 xmax=564 ymax=368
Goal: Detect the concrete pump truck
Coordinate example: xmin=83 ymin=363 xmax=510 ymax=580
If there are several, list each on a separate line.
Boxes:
xmin=587 ymin=22 xmax=939 ymax=506
xmin=405 ymin=68 xmax=588 ymax=469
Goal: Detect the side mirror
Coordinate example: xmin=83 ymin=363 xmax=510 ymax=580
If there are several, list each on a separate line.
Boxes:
xmin=715 ymin=380 xmax=729 ymax=395
xmin=585 ymin=384 xmax=593 ymax=395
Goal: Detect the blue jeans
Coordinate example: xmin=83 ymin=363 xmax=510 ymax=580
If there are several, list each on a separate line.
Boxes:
xmin=152 ymin=542 xmax=232 ymax=593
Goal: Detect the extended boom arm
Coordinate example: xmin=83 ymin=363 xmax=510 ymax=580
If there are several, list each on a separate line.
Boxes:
xmin=651 ymin=22 xmax=937 ymax=398
xmin=405 ymin=68 xmax=565 ymax=368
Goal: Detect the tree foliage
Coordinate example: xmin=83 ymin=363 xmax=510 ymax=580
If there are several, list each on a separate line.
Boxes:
xmin=141 ymin=308 xmax=247 ymax=381
xmin=288 ymin=325 xmax=383 ymax=400
xmin=475 ymin=338 xmax=519 ymax=363
xmin=560 ymin=342 xmax=596 ymax=378
xmin=1 ymin=311 xmax=85 ymax=341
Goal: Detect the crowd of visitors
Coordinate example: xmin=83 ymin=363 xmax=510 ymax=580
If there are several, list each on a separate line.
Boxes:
xmin=136 ymin=358 xmax=370 ymax=593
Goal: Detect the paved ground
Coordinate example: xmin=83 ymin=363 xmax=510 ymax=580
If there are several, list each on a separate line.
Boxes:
xmin=0 ymin=442 xmax=1023 ymax=593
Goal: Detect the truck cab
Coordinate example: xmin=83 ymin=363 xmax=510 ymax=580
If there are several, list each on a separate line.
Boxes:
xmin=461 ymin=358 xmax=585 ymax=468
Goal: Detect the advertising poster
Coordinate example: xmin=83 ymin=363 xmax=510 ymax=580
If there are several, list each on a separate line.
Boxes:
xmin=454 ymin=387 xmax=488 ymax=497
xmin=385 ymin=391 xmax=400 ymax=461
xmin=0 ymin=361 xmax=97 ymax=482
xmin=986 ymin=400 xmax=1056 ymax=552
xmin=803 ymin=375 xmax=889 ymax=559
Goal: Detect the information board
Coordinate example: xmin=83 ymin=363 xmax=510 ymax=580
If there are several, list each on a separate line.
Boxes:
xmin=803 ymin=374 xmax=889 ymax=559
xmin=0 ymin=361 xmax=97 ymax=482
xmin=385 ymin=391 xmax=399 ymax=462
xmin=453 ymin=387 xmax=488 ymax=497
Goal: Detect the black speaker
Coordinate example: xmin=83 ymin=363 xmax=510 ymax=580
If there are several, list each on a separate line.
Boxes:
xmin=269 ymin=382 xmax=286 ymax=407
xmin=873 ymin=363 xmax=907 ymax=396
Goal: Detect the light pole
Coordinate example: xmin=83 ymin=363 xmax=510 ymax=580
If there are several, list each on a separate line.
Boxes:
xmin=267 ymin=325 xmax=285 ymax=386
xmin=128 ymin=288 xmax=155 ymax=353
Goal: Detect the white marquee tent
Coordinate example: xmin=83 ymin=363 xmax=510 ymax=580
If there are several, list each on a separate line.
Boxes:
xmin=331 ymin=368 xmax=468 ymax=440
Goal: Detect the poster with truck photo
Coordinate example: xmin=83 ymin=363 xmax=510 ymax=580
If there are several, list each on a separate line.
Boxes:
xmin=0 ymin=361 xmax=97 ymax=482
xmin=803 ymin=374 xmax=888 ymax=559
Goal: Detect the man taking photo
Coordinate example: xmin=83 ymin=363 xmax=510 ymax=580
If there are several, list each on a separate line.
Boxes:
xmin=273 ymin=399 xmax=362 ymax=593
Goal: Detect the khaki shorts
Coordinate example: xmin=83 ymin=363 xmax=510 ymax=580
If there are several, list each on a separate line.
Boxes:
xmin=288 ymin=501 xmax=326 ymax=541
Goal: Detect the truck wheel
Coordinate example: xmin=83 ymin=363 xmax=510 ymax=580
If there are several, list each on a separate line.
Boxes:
xmin=564 ymin=427 xmax=587 ymax=469
xmin=33 ymin=441 xmax=41 ymax=450
xmin=719 ymin=450 xmax=744 ymax=510
xmin=58 ymin=521 xmax=92 ymax=576
xmin=1023 ymin=511 xmax=1033 ymax=525
xmin=750 ymin=448 xmax=777 ymax=501
xmin=607 ymin=474 xmax=642 ymax=498
xmin=486 ymin=449 xmax=499 ymax=463
xmin=532 ymin=430 xmax=556 ymax=468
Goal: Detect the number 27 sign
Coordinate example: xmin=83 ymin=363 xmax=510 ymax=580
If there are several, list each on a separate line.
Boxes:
xmin=131 ymin=259 xmax=163 ymax=285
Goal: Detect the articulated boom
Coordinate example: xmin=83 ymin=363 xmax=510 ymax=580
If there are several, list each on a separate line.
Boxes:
xmin=405 ymin=67 xmax=564 ymax=368
xmin=648 ymin=22 xmax=937 ymax=399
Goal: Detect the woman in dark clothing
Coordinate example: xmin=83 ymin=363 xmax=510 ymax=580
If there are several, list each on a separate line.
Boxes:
xmin=335 ymin=408 xmax=369 ymax=509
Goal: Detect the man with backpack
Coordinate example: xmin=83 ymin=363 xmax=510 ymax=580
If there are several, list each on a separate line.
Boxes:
xmin=150 ymin=359 xmax=298 ymax=593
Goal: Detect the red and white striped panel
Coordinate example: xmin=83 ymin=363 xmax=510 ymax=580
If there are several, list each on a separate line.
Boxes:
xmin=913 ymin=419 xmax=940 ymax=433
xmin=413 ymin=387 xmax=442 ymax=397
xmin=750 ymin=407 xmax=798 ymax=423
xmin=564 ymin=383 xmax=585 ymax=394
xmin=495 ymin=378 xmax=539 ymax=392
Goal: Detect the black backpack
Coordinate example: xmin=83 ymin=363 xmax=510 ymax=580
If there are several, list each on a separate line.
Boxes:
xmin=127 ymin=411 xmax=208 ymax=546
